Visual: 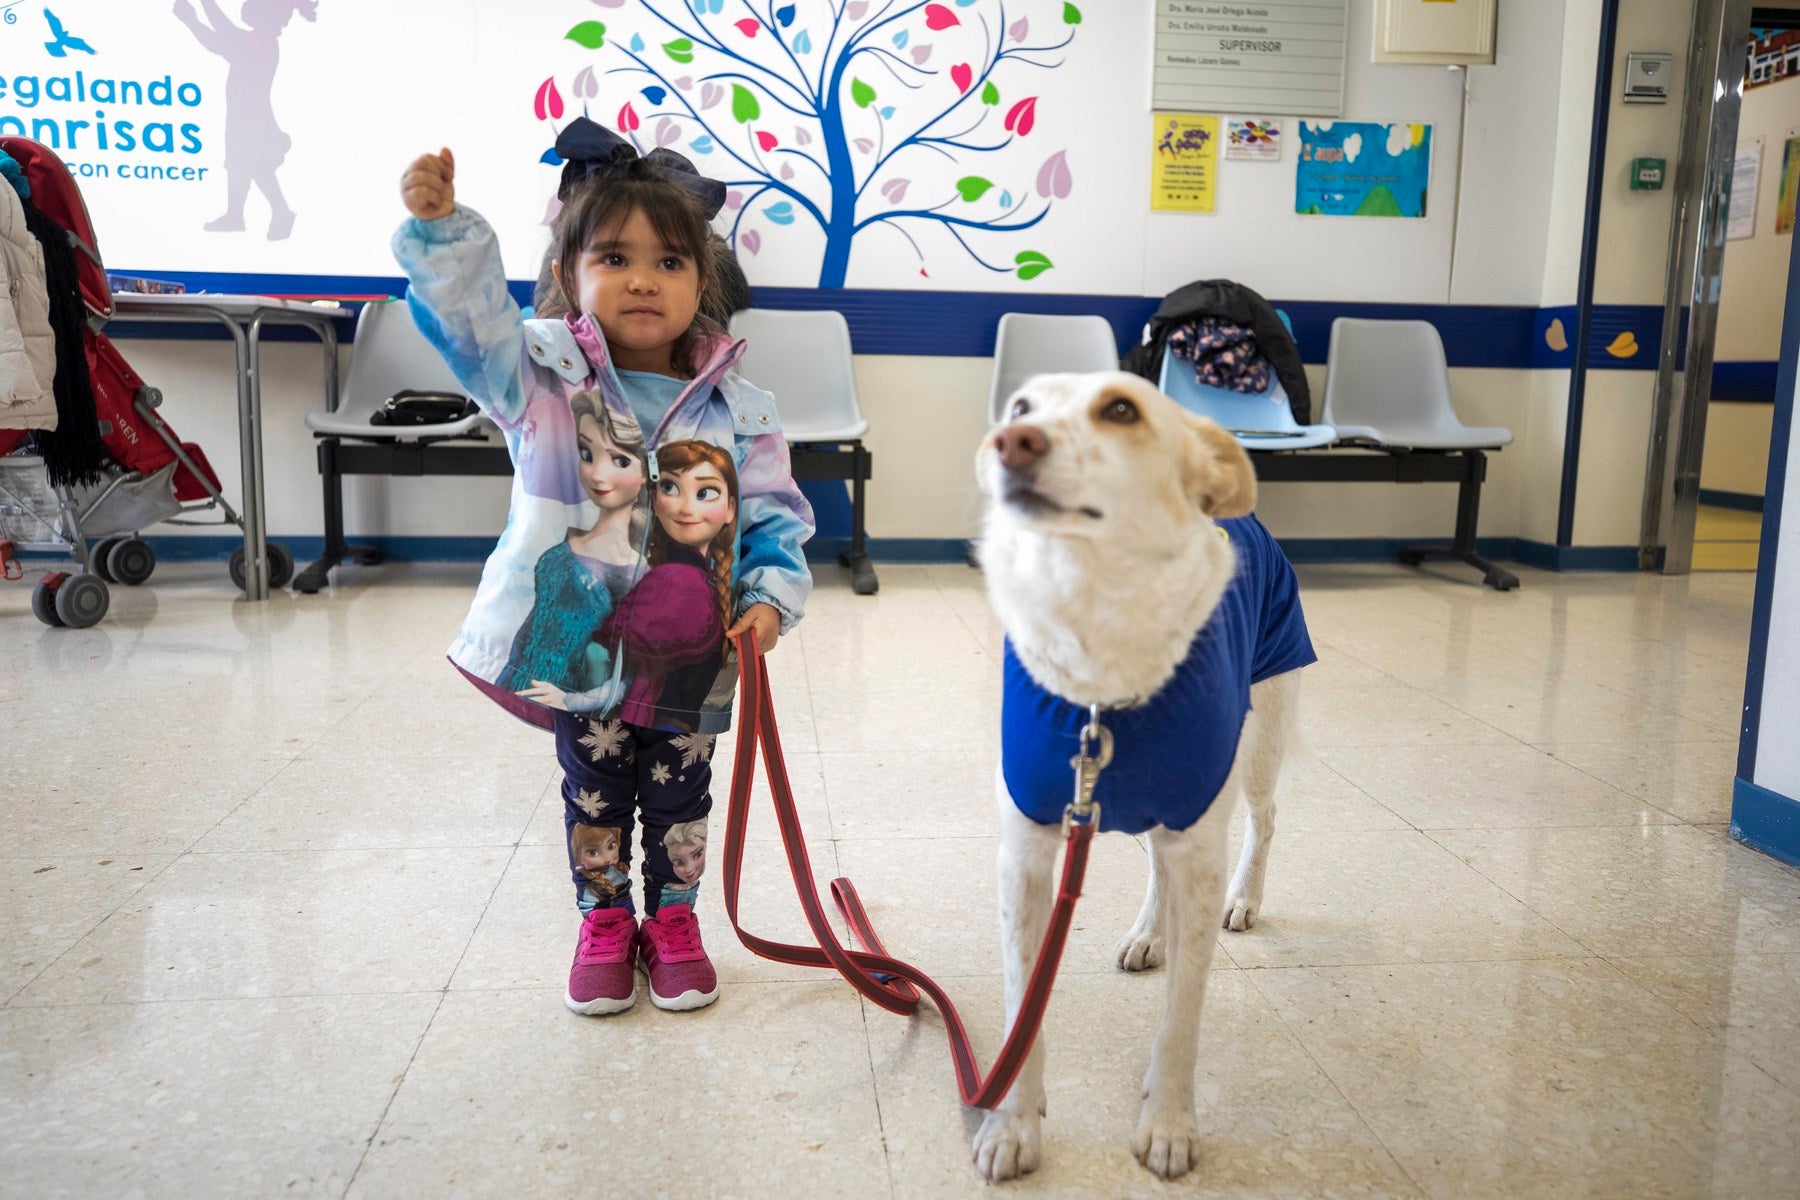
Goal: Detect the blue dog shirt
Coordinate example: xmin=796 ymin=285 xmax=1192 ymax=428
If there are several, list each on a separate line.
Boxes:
xmin=1001 ymin=514 xmax=1316 ymax=835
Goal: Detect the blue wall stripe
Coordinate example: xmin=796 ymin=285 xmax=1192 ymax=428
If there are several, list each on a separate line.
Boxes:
xmin=1698 ymin=488 xmax=1766 ymax=512
xmin=105 ymin=266 xmax=1676 ymax=373
xmin=1711 ymin=360 xmax=1780 ymax=403
xmin=1738 ymin=200 xmax=1800 ymax=783
xmin=1731 ymin=777 xmax=1800 ymax=870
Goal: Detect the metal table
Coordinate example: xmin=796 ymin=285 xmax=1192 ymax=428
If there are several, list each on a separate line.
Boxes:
xmin=108 ymin=293 xmax=356 ymax=600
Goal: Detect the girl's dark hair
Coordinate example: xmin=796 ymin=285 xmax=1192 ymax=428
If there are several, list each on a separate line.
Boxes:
xmin=550 ymin=158 xmax=721 ymax=377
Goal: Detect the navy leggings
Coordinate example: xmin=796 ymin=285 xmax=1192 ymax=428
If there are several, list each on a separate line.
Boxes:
xmin=552 ymin=712 xmax=713 ymax=916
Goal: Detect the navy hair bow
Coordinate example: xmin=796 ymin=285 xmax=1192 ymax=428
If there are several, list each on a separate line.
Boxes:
xmin=554 ymin=117 xmax=727 ymax=220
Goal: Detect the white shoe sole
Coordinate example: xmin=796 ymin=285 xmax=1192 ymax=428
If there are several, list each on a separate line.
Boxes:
xmin=565 ymin=988 xmax=636 ymax=1016
xmin=648 ymin=984 xmax=719 ymax=1012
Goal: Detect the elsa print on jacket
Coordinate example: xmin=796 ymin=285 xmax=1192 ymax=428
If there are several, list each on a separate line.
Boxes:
xmin=500 ymin=392 xmax=648 ymax=702
xmin=174 ymin=0 xmax=317 ymax=240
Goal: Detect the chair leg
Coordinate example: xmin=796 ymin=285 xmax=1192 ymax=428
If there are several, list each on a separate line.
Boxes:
xmin=293 ymin=439 xmax=382 ymax=594
xmin=835 ymin=441 xmax=879 ymax=595
xmin=1399 ymin=451 xmax=1519 ymax=592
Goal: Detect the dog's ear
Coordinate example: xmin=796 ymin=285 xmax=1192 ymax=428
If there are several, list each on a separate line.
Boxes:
xmin=1182 ymin=414 xmax=1257 ymax=517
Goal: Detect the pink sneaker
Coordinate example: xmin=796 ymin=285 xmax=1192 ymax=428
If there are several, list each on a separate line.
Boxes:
xmin=565 ymin=907 xmax=638 ymax=1015
xmin=638 ymin=904 xmax=719 ymax=1011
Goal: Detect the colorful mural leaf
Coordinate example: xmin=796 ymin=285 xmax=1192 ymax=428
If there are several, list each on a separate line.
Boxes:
xmin=566 ymin=21 xmax=606 ymax=49
xmin=689 ymin=134 xmax=715 ymax=153
xmin=794 ymin=29 xmax=813 ymax=53
xmin=655 ymin=117 xmax=680 ymax=147
xmin=925 ymin=4 xmax=960 ymax=30
xmin=950 ymin=63 xmax=973 ymax=92
xmin=956 ymin=176 xmax=995 ymax=201
xmin=881 ymin=177 xmax=910 ymax=203
xmin=573 ymin=65 xmax=600 ymax=99
xmin=663 ymin=37 xmax=695 ymax=63
xmin=700 ymin=82 xmax=723 ymax=110
xmin=1062 ymin=3 xmax=1082 ymax=24
xmin=534 ymin=77 xmax=564 ymax=121
xmin=1015 ymin=250 xmax=1053 ymax=279
xmin=1004 ymin=96 xmax=1037 ymax=136
xmin=1035 ymin=149 xmax=1071 ymax=198
xmin=539 ymin=147 xmax=562 ymax=165
xmin=618 ymin=101 xmax=640 ymax=132
xmin=732 ymin=84 xmax=761 ymax=123
xmin=766 ymin=201 xmax=796 ymax=224
xmin=910 ymin=43 xmax=932 ymax=63
xmin=981 ymin=79 xmax=1000 ymax=105
xmin=735 ymin=18 xmax=761 ymax=37
xmin=1008 ymin=16 xmax=1029 ymax=42
xmin=776 ymin=4 xmax=796 ymax=28
xmin=852 ymin=78 xmax=877 ymax=108
xmin=642 ymin=85 xmax=667 ymax=105
xmin=756 ymin=129 xmax=779 ymax=151
xmin=740 ymin=229 xmax=762 ymax=255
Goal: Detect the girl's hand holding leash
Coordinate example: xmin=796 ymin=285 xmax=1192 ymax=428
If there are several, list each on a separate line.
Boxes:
xmin=401 ymin=148 xmax=456 ymax=221
xmin=726 ymin=603 xmax=781 ymax=655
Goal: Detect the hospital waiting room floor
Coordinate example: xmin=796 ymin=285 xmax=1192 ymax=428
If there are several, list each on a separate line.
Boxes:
xmin=3 ymin=559 xmax=1798 ymax=1199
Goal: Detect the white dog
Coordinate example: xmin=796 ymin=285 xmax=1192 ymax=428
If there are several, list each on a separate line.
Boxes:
xmin=972 ymin=371 xmax=1314 ymax=1182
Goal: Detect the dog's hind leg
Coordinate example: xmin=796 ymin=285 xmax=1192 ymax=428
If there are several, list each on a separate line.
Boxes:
xmin=972 ymin=776 xmax=1062 ymax=1183
xmin=1114 ymin=838 xmax=1167 ymax=971
xmin=1134 ymin=796 xmax=1233 ymax=1180
xmin=1224 ymin=669 xmax=1300 ymax=932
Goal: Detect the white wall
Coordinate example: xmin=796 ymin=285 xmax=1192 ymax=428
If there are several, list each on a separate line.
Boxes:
xmin=1753 ymin=365 xmax=1800 ymax=798
xmin=1702 ymin=74 xmax=1799 ymax=498
xmin=115 ymin=0 xmax=1583 ymax=553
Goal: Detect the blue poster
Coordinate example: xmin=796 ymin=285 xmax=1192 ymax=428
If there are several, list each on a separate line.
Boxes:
xmin=1296 ymin=122 xmax=1432 ymax=218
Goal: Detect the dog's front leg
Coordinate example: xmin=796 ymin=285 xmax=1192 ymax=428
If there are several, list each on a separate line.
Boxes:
xmin=1134 ymin=791 xmax=1233 ymax=1180
xmin=971 ymin=779 xmax=1062 ymax=1183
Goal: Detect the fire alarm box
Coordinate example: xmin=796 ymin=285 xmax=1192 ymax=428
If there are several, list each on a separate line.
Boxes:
xmin=1631 ymin=158 xmax=1666 ymax=190
xmin=1373 ymin=0 xmax=1497 ymax=66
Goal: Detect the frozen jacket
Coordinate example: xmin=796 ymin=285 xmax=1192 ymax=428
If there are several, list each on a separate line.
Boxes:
xmin=394 ymin=204 xmax=814 ymax=735
xmin=1001 ymin=515 xmax=1316 ymax=835
xmin=0 ymin=172 xmax=54 ymax=430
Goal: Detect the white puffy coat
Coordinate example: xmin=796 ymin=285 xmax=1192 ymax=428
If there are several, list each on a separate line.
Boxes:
xmin=0 ymin=180 xmax=56 ymax=429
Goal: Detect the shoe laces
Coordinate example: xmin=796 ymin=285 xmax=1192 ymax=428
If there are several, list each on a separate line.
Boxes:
xmin=647 ymin=906 xmax=703 ymax=960
xmin=577 ymin=909 xmax=634 ymax=965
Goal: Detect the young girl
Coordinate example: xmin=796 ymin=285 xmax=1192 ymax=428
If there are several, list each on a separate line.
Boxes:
xmin=396 ymin=146 xmax=814 ymax=1017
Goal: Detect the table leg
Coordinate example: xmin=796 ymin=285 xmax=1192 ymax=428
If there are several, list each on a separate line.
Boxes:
xmin=242 ymin=314 xmax=271 ymax=601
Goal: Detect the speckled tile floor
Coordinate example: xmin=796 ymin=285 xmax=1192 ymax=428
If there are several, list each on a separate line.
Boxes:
xmin=3 ymin=559 xmax=1797 ymax=1199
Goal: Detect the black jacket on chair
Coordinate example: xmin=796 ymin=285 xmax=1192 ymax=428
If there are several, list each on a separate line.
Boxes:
xmin=1122 ymin=279 xmax=1311 ymax=425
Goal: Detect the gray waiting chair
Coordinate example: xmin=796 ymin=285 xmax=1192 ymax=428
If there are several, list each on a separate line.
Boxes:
xmin=729 ymin=308 xmax=877 ymax=595
xmin=296 ymin=300 xmax=506 ymax=592
xmin=987 ymin=313 xmax=1120 ymax=425
xmin=1322 ymin=318 xmax=1517 ymax=590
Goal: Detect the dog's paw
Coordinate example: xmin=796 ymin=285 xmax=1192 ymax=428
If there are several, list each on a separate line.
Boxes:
xmin=1132 ymin=1104 xmax=1201 ymax=1180
xmin=972 ymin=1108 xmax=1041 ymax=1182
xmin=1114 ymin=927 xmax=1165 ymax=972
xmin=1222 ymin=891 xmax=1258 ymax=932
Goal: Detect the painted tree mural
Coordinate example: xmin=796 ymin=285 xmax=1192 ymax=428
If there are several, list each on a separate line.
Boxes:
xmin=536 ymin=0 xmax=1082 ymax=288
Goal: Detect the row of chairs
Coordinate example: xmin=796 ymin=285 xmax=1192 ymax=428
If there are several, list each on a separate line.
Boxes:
xmin=989 ymin=313 xmax=1512 ymax=455
xmin=294 ymin=303 xmax=1517 ymax=596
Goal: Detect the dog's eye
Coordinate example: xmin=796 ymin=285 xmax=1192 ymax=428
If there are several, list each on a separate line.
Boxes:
xmin=1101 ymin=398 xmax=1140 ymax=425
xmin=1009 ymin=397 xmax=1032 ymax=419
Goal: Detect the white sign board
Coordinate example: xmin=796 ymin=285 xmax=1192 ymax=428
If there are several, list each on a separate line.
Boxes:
xmin=1729 ymin=138 xmax=1762 ymax=241
xmin=1152 ymin=1 xmax=1347 ymax=117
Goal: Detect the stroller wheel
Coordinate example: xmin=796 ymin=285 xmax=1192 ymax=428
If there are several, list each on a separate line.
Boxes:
xmin=31 ymin=575 xmax=66 ymax=627
xmin=268 ymin=541 xmax=295 ymax=589
xmin=231 ymin=542 xmax=296 ymax=592
xmin=52 ymin=573 xmax=109 ymax=628
xmin=91 ymin=537 xmax=122 ymax=583
xmin=108 ymin=538 xmax=156 ymax=586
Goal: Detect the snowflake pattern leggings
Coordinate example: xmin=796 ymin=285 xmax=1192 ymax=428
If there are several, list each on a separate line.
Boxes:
xmin=552 ymin=712 xmax=715 ymax=917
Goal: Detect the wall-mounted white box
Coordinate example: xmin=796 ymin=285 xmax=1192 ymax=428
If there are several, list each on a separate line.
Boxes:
xmin=1373 ymin=0 xmax=1497 ymax=66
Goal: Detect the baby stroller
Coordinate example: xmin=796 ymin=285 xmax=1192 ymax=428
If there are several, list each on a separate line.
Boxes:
xmin=0 ymin=138 xmax=284 ymax=628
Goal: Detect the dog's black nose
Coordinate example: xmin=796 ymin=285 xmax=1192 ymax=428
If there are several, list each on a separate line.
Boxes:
xmin=994 ymin=424 xmax=1048 ymax=472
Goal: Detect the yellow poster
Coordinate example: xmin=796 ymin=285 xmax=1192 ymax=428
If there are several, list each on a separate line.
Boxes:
xmin=1151 ymin=113 xmax=1218 ymax=213
xmin=1778 ymin=135 xmax=1800 ymax=235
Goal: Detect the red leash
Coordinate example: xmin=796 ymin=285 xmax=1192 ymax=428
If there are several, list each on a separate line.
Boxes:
xmin=720 ymin=632 xmax=1100 ymax=1110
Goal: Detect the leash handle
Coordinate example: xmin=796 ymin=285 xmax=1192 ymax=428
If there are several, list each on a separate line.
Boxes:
xmin=720 ymin=632 xmax=1095 ymax=1110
